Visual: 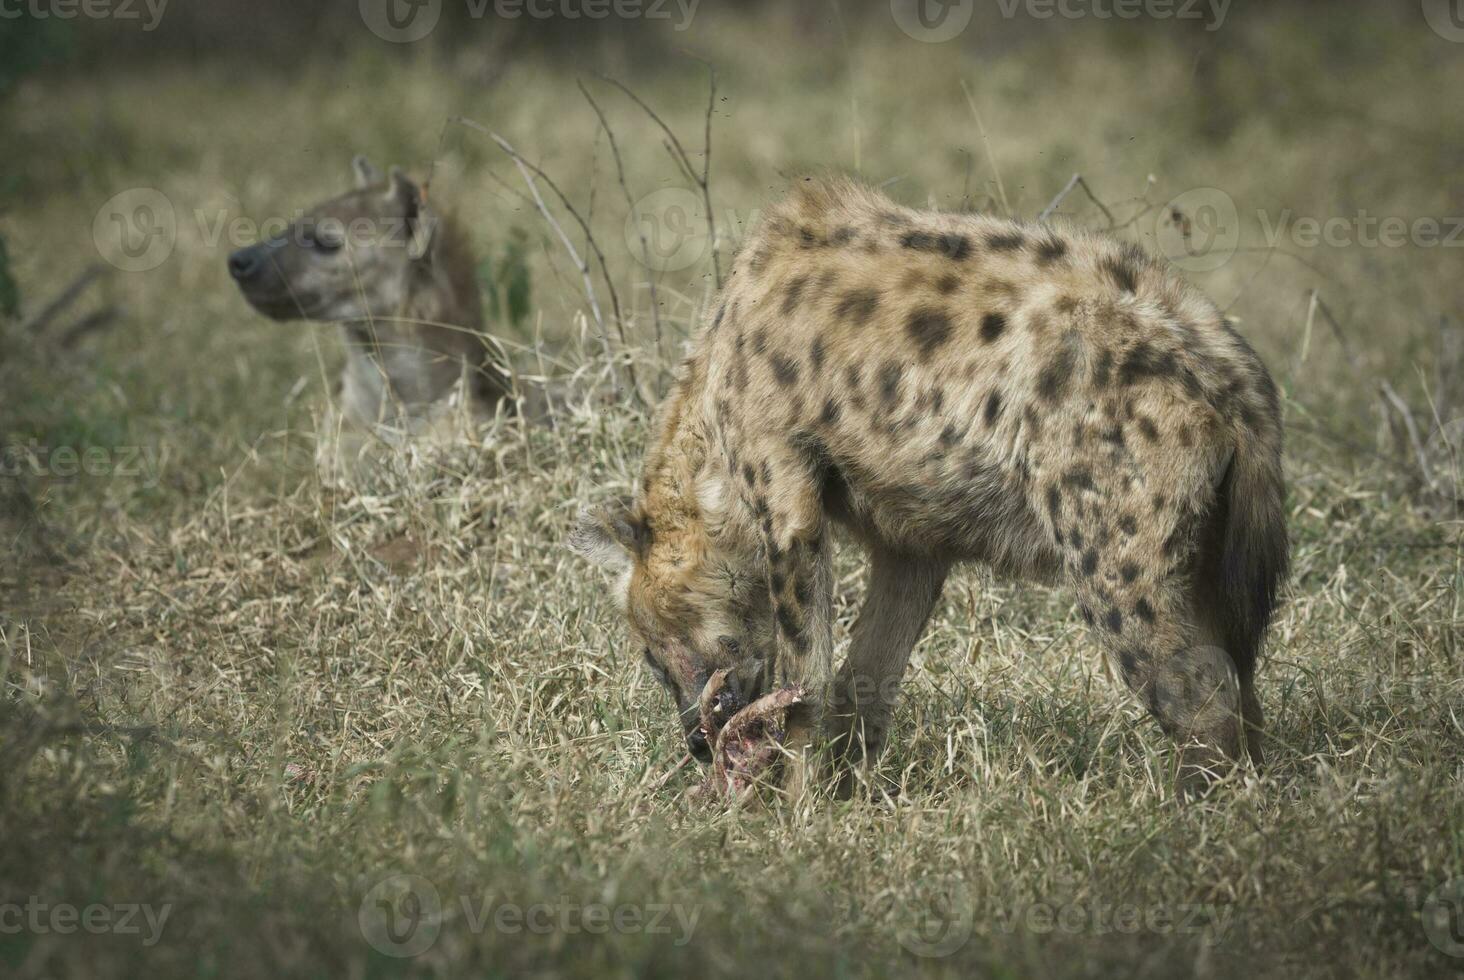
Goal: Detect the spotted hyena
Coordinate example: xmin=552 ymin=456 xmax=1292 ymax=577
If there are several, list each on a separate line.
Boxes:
xmin=229 ymin=156 xmax=511 ymax=431
xmin=573 ymin=176 xmax=1288 ymax=794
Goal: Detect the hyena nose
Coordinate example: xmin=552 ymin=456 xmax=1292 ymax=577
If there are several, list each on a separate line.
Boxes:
xmin=227 ymin=247 xmax=262 ymax=282
xmin=686 ymin=727 xmax=712 ymax=762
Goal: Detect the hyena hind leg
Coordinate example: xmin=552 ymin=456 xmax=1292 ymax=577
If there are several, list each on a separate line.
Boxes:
xmin=1194 ymin=586 xmax=1266 ymax=770
xmin=1068 ymin=559 xmax=1246 ymax=791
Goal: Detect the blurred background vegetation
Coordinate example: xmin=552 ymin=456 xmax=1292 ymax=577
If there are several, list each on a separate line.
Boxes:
xmin=2 ymin=2 xmax=1462 ymax=977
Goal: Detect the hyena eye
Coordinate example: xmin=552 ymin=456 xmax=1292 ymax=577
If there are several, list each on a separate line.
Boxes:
xmin=302 ymin=223 xmax=343 ymax=253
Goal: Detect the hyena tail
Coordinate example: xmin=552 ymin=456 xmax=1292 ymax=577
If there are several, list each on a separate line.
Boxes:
xmin=1197 ymin=433 xmax=1289 ymax=765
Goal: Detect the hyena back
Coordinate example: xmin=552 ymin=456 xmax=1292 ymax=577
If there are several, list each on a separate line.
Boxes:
xmin=574 ymin=176 xmax=1288 ymax=792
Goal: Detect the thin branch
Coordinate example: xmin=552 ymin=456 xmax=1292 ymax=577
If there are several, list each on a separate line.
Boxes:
xmin=959 ymin=79 xmax=1010 ymax=217
xmin=598 ymin=68 xmax=723 ymax=289
xmin=453 ymin=116 xmax=640 ymax=403
xmin=22 ymin=264 xmax=106 ymax=335
xmin=1038 ymin=173 xmax=1116 ymax=226
xmin=579 ymin=79 xmax=663 ymax=356
xmin=59 ymin=306 xmax=121 ymax=348
xmin=1380 ymin=379 xmax=1436 ymax=490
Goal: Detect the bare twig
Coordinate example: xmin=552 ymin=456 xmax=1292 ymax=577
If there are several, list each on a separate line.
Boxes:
xmin=598 ymin=67 xmax=722 ymax=289
xmin=1380 ymin=379 xmax=1436 ymax=490
xmin=579 ymin=79 xmax=664 ymax=356
xmin=960 ymin=79 xmax=1010 ymax=217
xmin=1038 ymin=173 xmax=1117 ymax=226
xmin=1312 ymin=292 xmax=1362 ymax=376
xmin=453 ymin=116 xmax=640 ymax=403
xmin=22 ymin=264 xmax=107 ymax=336
xmin=59 ymin=306 xmax=121 ymax=348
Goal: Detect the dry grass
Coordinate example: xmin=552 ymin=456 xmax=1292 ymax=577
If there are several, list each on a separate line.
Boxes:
xmin=3 ymin=5 xmax=1464 ymax=978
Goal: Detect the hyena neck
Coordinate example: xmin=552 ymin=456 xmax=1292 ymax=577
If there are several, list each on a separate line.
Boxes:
xmin=640 ymin=351 xmax=761 ymax=571
xmin=337 ymin=215 xmax=492 ymax=422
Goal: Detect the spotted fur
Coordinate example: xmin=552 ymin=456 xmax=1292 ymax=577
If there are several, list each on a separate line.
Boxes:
xmin=574 ymin=176 xmax=1289 ymax=792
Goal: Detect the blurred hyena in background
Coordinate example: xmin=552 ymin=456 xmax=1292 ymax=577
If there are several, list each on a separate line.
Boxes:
xmin=228 ymin=156 xmax=519 ymax=478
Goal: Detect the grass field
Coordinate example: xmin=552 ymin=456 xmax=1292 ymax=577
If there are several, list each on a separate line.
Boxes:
xmin=3 ymin=3 xmax=1464 ymax=977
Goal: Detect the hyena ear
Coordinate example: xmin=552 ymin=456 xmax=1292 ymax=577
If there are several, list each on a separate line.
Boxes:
xmin=569 ymin=496 xmax=645 ymax=572
xmin=385 ymin=166 xmax=439 ymax=262
xmin=352 ymin=155 xmax=382 ymax=189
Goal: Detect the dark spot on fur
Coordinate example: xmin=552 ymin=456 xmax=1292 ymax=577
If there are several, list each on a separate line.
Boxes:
xmin=1119 ymin=343 xmax=1178 ymax=386
xmin=1062 ymin=468 xmax=1095 ymax=492
xmin=830 ymin=225 xmax=856 ymax=246
xmin=1081 ymin=549 xmax=1099 ymax=576
xmin=938 ymin=423 xmax=961 ymax=448
xmin=782 ymin=275 xmax=809 ymax=314
xmin=987 ymin=231 xmax=1025 ymax=251
xmin=1069 ymin=528 xmax=1084 ymax=550
xmin=901 ymin=230 xmax=972 ymax=261
xmin=1100 ymin=423 xmax=1125 ymax=447
xmin=1102 ymin=245 xmax=1145 ymax=294
xmin=984 ymin=392 xmax=1003 ymax=426
xmin=1092 ymin=348 xmax=1113 ymax=387
xmin=845 ymin=363 xmax=862 ymax=389
xmin=936 ymin=273 xmax=961 ymax=295
xmin=1120 ymin=562 xmax=1139 ymax=583
xmin=1038 ymin=345 xmax=1078 ymax=403
xmin=1106 ymin=608 xmax=1124 ymax=633
xmin=980 ymin=312 xmax=1007 ymax=343
xmin=835 ymin=289 xmax=880 ymax=325
xmin=907 ymin=307 xmax=954 ymax=359
xmin=879 ymin=361 xmax=903 ymax=405
xmin=810 ymin=336 xmax=826 ymax=371
xmin=820 ymin=397 xmax=842 ymax=426
xmin=1036 ymin=235 xmax=1068 ymax=264
xmin=742 ymin=464 xmax=756 ymax=486
xmin=1118 ymin=515 xmax=1138 ymax=537
xmin=712 ymin=303 xmax=727 ymax=332
xmin=1134 ymin=598 xmax=1156 ymax=624
xmin=1117 ymin=647 xmax=1141 ymax=679
xmin=1135 ymin=416 xmax=1159 ymax=442
xmin=770 ymin=353 xmax=800 ymax=387
xmin=1046 ymin=486 xmax=1062 ymax=520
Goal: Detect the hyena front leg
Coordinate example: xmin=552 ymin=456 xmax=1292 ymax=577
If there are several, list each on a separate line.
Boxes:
xmin=1062 ymin=517 xmax=1245 ymax=791
xmin=746 ymin=444 xmax=835 ymax=796
xmin=828 ymin=550 xmax=947 ymax=794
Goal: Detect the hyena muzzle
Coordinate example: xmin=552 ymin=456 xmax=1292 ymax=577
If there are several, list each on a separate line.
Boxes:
xmin=573 ymin=176 xmax=1288 ymax=794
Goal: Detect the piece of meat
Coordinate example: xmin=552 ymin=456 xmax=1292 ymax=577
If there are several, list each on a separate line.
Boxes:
xmin=707 ymin=686 xmax=806 ymax=797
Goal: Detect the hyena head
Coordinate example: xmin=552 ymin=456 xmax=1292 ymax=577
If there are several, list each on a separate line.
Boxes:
xmin=571 ymin=494 xmax=772 ymax=761
xmin=228 ymin=156 xmax=439 ymax=323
